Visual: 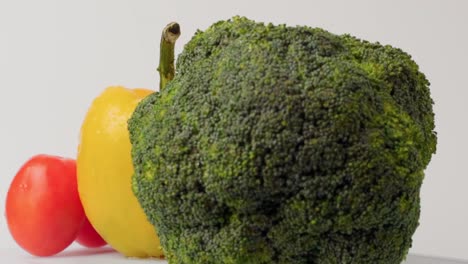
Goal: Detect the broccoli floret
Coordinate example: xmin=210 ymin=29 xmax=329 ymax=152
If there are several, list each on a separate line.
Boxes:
xmin=128 ymin=16 xmax=437 ymax=264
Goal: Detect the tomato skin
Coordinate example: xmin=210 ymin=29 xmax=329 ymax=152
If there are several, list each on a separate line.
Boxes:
xmin=75 ymin=216 xmax=107 ymax=248
xmin=5 ymin=154 xmax=85 ymax=256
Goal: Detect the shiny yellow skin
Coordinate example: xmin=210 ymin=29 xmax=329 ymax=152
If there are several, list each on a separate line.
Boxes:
xmin=77 ymin=86 xmax=163 ymax=258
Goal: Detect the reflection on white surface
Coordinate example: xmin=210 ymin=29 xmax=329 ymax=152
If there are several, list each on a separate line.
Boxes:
xmin=1 ymin=247 xmax=167 ymax=264
xmin=1 ymin=247 xmax=467 ymax=264
xmin=404 ymin=255 xmax=468 ymax=264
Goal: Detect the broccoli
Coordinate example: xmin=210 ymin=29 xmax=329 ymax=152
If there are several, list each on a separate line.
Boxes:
xmin=128 ymin=16 xmax=437 ymax=264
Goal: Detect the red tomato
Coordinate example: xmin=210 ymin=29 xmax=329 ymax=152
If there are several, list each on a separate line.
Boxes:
xmin=5 ymin=154 xmax=85 ymax=256
xmin=75 ymin=216 xmax=107 ymax=248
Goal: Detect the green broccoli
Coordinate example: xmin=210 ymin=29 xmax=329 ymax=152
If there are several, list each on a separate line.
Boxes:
xmin=128 ymin=16 xmax=437 ymax=264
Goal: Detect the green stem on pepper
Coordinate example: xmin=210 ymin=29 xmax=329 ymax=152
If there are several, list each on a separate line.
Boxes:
xmin=158 ymin=22 xmax=181 ymax=91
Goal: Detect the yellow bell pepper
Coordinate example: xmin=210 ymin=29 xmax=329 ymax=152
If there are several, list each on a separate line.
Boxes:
xmin=77 ymin=86 xmax=161 ymax=257
xmin=76 ymin=22 xmax=180 ymax=258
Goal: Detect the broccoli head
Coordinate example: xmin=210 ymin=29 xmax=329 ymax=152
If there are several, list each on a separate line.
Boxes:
xmin=128 ymin=16 xmax=437 ymax=264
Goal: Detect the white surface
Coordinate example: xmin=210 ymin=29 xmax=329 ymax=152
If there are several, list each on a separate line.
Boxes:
xmin=1 ymin=247 xmax=468 ymax=264
xmin=1 ymin=247 xmax=167 ymax=264
xmin=0 ymin=0 xmax=467 ymax=261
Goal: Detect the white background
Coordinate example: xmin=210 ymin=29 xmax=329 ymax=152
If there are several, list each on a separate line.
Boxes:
xmin=0 ymin=0 xmax=467 ymax=261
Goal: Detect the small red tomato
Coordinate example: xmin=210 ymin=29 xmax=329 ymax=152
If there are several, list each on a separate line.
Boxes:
xmin=75 ymin=216 xmax=107 ymax=248
xmin=5 ymin=154 xmax=85 ymax=256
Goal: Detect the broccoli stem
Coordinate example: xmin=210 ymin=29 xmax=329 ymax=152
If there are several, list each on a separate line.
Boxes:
xmin=158 ymin=22 xmax=181 ymax=91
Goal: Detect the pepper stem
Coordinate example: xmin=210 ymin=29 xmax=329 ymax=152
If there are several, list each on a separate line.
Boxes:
xmin=158 ymin=22 xmax=181 ymax=91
